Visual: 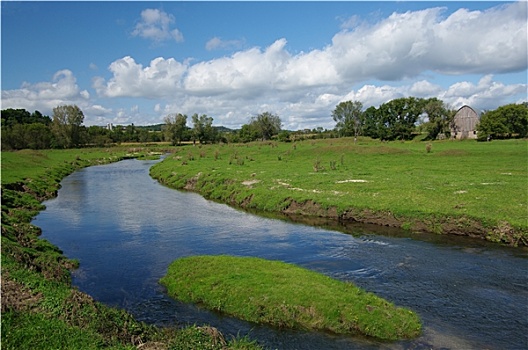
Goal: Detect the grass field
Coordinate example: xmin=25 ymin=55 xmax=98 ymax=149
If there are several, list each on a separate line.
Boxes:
xmin=1 ymin=139 xmax=525 ymax=349
xmin=150 ymin=137 xmax=528 ymax=246
xmin=161 ymin=255 xmax=422 ymax=341
xmin=1 ymin=147 xmax=159 ymax=184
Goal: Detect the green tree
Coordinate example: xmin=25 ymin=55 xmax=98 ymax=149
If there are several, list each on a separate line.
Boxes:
xmin=477 ymin=103 xmax=528 ymax=139
xmin=125 ymin=124 xmax=139 ymax=142
xmin=422 ymin=98 xmax=454 ymax=140
xmin=1 ymin=123 xmax=26 ymax=149
xmin=191 ymin=113 xmax=215 ymax=144
xmin=277 ymin=130 xmax=291 ymax=142
xmin=51 ymin=105 xmax=85 ymax=148
xmin=25 ymin=123 xmax=52 ymax=149
xmin=87 ymin=125 xmax=113 ymax=147
xmin=1 ymin=108 xmax=52 ymax=127
xmin=138 ymin=128 xmax=150 ymax=143
xmin=238 ymin=123 xmax=259 ymax=143
xmin=362 ymin=106 xmax=383 ymax=139
xmin=163 ymin=113 xmax=188 ymax=145
xmin=250 ymin=112 xmax=282 ymax=140
xmin=378 ymin=97 xmax=424 ymax=140
xmin=1 ymin=109 xmax=53 ymax=149
xmin=332 ymin=100 xmax=364 ymax=140
xmin=110 ymin=126 xmax=125 ymax=143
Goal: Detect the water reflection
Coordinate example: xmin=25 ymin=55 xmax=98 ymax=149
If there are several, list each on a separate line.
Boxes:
xmin=34 ymin=159 xmax=527 ymax=350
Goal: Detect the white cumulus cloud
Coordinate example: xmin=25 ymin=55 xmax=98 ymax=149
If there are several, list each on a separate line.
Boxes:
xmin=93 ymin=56 xmax=188 ymax=98
xmin=95 ymin=2 xmax=526 ymax=102
xmin=440 ymin=75 xmax=527 ymax=110
xmin=328 ymin=2 xmax=527 ymax=81
xmin=1 ymin=69 xmax=90 ymax=113
xmin=2 ymin=2 xmax=526 ymax=129
xmin=205 ymin=37 xmax=245 ymax=51
xmin=132 ymin=9 xmax=184 ymax=43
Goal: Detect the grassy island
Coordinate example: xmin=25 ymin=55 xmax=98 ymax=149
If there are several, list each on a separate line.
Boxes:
xmin=150 ymin=138 xmax=528 ymax=246
xmin=161 ymin=255 xmax=422 ymax=341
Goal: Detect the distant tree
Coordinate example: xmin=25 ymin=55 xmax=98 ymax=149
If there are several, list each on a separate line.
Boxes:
xmin=191 ymin=113 xmax=216 ymax=144
xmin=250 ymin=112 xmax=282 ymax=140
xmin=361 ymin=97 xmax=425 ymax=140
xmin=110 ymin=126 xmax=125 ymax=143
xmin=332 ymin=100 xmax=364 ymax=141
xmin=362 ymin=106 xmax=383 ymax=139
xmin=422 ymin=98 xmax=454 ymax=140
xmin=238 ymin=123 xmax=259 ymax=143
xmin=1 ymin=123 xmax=27 ymax=150
xmin=477 ymin=103 xmax=528 ymax=139
xmin=125 ymin=124 xmax=139 ymax=142
xmin=87 ymin=126 xmax=113 ymax=147
xmin=29 ymin=110 xmax=52 ymax=125
xmin=1 ymin=108 xmax=31 ymax=127
xmin=163 ymin=113 xmax=188 ymax=145
xmin=378 ymin=97 xmax=424 ymax=140
xmin=1 ymin=108 xmax=51 ymax=126
xmin=1 ymin=108 xmax=53 ymax=149
xmin=277 ymin=130 xmax=291 ymax=142
xmin=51 ymin=105 xmax=85 ymax=148
xmin=25 ymin=123 xmax=53 ymax=149
xmin=137 ymin=128 xmax=150 ymax=143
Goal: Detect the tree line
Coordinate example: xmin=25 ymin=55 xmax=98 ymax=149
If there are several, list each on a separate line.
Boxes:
xmin=1 ymin=106 xmax=166 ymax=150
xmin=335 ymin=97 xmax=456 ymax=141
xmin=162 ymin=111 xmax=283 ymax=145
xmin=477 ymin=103 xmax=528 ymax=140
xmin=1 ymin=105 xmax=281 ymax=150
xmin=2 ymin=99 xmax=526 ymax=150
xmin=332 ymin=98 xmax=527 ymax=141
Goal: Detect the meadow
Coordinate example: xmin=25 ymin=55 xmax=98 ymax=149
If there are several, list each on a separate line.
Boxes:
xmin=151 ymin=137 xmax=527 ymax=246
xmin=1 ymin=138 xmax=526 ymax=349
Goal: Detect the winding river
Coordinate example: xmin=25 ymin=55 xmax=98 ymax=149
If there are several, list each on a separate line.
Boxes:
xmin=33 ymin=159 xmax=527 ymax=350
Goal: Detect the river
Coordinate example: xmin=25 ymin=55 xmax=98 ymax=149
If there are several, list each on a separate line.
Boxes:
xmin=33 ymin=159 xmax=527 ymax=349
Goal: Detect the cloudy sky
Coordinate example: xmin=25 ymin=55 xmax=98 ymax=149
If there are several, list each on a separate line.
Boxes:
xmin=2 ymin=1 xmax=527 ymax=130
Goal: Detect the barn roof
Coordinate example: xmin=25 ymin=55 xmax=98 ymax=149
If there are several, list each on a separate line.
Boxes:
xmin=455 ymin=105 xmax=479 ymax=118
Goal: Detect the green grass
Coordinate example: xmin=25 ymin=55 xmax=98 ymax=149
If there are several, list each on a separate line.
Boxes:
xmin=161 ymin=255 xmax=422 ymax=341
xmin=1 ymin=311 xmax=123 ymax=350
xmin=1 ymin=146 xmax=263 ymax=350
xmin=1 ymin=148 xmax=150 ymax=185
xmin=150 ymin=138 xmax=528 ymax=245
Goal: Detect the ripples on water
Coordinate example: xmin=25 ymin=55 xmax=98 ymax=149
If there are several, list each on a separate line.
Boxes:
xmin=34 ymin=159 xmax=528 ymax=350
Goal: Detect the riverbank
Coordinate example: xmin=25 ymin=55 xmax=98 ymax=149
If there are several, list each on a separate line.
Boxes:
xmin=150 ymin=138 xmax=527 ymax=247
xmin=1 ymin=148 xmax=261 ymax=350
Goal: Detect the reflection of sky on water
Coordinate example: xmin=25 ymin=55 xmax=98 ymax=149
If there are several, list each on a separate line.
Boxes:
xmin=42 ymin=178 xmax=86 ymax=227
xmin=34 ymin=159 xmax=528 ymax=350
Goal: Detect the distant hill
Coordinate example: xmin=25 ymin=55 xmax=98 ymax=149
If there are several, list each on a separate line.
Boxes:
xmin=136 ymin=124 xmax=164 ymax=131
xmin=214 ymin=126 xmax=235 ymax=133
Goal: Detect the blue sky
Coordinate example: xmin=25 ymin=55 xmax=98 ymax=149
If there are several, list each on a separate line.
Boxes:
xmin=2 ymin=1 xmax=527 ymax=130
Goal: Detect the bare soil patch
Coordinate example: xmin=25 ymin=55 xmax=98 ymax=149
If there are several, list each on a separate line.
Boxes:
xmin=282 ymin=199 xmax=338 ymax=218
xmin=1 ymin=274 xmax=42 ymax=312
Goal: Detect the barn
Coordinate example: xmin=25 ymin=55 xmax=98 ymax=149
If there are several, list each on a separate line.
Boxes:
xmin=451 ymin=105 xmax=479 ymax=140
